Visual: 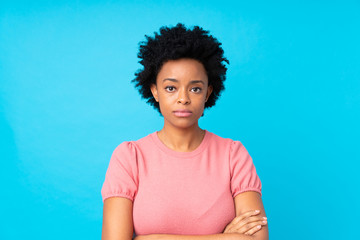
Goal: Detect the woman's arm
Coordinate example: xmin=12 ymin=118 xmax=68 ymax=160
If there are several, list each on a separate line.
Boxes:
xmin=135 ymin=191 xmax=268 ymax=240
xmin=135 ymin=233 xmax=253 ymax=240
xmin=233 ymin=191 xmax=268 ymax=240
xmin=102 ymin=197 xmax=134 ymax=240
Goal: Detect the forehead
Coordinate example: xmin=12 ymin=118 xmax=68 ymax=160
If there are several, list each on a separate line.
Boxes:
xmin=156 ymin=58 xmax=208 ymax=84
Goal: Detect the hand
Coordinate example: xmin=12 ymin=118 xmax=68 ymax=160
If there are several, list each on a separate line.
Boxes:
xmin=223 ymin=210 xmax=267 ymax=236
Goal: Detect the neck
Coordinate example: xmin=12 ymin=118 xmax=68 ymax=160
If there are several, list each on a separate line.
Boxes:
xmin=157 ymin=123 xmax=205 ymax=152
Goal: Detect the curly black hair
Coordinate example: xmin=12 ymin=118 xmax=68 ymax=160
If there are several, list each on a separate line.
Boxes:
xmin=131 ymin=23 xmax=229 ymax=116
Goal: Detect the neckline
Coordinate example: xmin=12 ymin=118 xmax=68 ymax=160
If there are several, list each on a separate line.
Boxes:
xmin=150 ymin=130 xmax=211 ymax=158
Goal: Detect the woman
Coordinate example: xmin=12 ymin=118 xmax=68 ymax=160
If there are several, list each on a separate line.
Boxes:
xmin=101 ymin=23 xmax=268 ymax=240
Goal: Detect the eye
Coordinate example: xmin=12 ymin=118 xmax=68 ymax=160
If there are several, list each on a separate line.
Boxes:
xmin=191 ymin=87 xmax=202 ymax=93
xmin=165 ymin=86 xmax=176 ymax=92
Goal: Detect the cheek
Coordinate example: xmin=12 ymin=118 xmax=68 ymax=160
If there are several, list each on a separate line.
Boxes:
xmin=158 ymin=95 xmax=174 ymax=109
xmin=159 ymin=92 xmax=177 ymax=102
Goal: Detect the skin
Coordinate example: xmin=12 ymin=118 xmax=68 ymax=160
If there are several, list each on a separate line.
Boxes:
xmin=150 ymin=58 xmax=213 ymax=151
xmin=102 ymin=58 xmax=268 ymax=240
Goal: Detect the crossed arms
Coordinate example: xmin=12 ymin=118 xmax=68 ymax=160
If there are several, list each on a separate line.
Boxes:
xmin=102 ymin=191 xmax=268 ymax=240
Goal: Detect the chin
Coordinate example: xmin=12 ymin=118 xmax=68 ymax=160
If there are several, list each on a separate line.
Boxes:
xmin=173 ymin=119 xmax=200 ymax=129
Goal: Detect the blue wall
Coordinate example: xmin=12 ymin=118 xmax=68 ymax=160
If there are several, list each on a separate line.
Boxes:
xmin=1 ymin=0 xmax=359 ymax=239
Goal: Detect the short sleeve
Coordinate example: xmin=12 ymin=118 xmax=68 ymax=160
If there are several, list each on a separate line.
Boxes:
xmin=230 ymin=140 xmax=262 ymax=198
xmin=101 ymin=141 xmax=138 ymax=202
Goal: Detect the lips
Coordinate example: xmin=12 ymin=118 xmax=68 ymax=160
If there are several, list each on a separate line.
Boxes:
xmin=174 ymin=109 xmax=192 ymax=113
xmin=173 ymin=110 xmax=192 ymax=117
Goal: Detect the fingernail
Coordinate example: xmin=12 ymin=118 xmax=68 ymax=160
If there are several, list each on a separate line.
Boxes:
xmin=255 ymin=210 xmax=260 ymax=213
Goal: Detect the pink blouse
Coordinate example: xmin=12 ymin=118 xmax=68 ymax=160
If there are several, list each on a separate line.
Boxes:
xmin=101 ymin=130 xmax=262 ymax=235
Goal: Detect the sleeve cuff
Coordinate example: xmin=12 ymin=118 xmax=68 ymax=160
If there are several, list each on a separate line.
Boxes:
xmin=102 ymin=191 xmax=135 ymax=203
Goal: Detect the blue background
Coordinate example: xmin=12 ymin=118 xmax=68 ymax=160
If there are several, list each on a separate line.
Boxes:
xmin=1 ymin=0 xmax=359 ymax=239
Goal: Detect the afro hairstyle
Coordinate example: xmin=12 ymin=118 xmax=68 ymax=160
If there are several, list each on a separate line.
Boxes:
xmin=131 ymin=23 xmax=229 ymax=116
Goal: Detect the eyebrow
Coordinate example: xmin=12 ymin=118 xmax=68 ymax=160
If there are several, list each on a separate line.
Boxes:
xmin=162 ymin=78 xmax=205 ymax=85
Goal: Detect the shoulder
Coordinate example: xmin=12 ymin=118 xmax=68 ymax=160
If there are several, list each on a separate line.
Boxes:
xmin=112 ymin=132 xmax=154 ymax=154
xmin=206 ymin=130 xmax=244 ymax=150
xmin=113 ymin=141 xmax=135 ymax=155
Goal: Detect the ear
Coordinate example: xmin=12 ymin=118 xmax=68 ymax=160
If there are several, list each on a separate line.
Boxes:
xmin=205 ymin=85 xmax=213 ymax=102
xmin=150 ymin=83 xmax=159 ymax=102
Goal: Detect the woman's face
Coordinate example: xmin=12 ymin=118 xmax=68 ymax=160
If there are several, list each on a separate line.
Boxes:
xmin=150 ymin=58 xmax=213 ymax=129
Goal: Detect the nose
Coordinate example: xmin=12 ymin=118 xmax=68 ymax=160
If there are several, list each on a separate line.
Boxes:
xmin=177 ymin=88 xmax=190 ymax=105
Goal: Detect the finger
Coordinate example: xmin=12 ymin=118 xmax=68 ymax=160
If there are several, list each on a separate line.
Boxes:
xmin=223 ymin=222 xmax=237 ymax=234
xmin=233 ymin=210 xmax=261 ymax=224
xmin=224 ymin=213 xmax=254 ymax=232
xmin=244 ymin=225 xmax=263 ymax=236
xmin=242 ymin=216 xmax=267 ymax=225
xmin=226 ymin=219 xmax=267 ymax=235
xmin=226 ymin=210 xmax=265 ymax=233
xmin=233 ymin=216 xmax=267 ymax=232
xmin=223 ymin=225 xmax=233 ymax=234
xmin=235 ymin=219 xmax=267 ymax=234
